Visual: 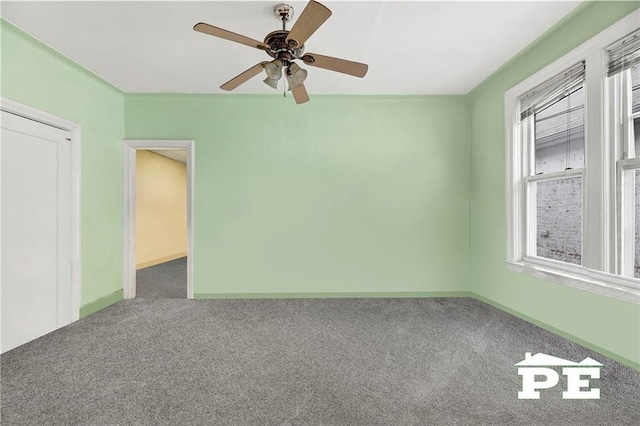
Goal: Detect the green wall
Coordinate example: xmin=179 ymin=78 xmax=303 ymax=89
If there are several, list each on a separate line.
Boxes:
xmin=125 ymin=94 xmax=470 ymax=296
xmin=468 ymin=2 xmax=640 ymax=367
xmin=1 ymin=20 xmax=125 ymax=306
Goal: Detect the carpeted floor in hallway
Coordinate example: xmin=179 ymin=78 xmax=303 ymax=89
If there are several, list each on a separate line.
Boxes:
xmin=136 ymin=256 xmax=187 ymax=299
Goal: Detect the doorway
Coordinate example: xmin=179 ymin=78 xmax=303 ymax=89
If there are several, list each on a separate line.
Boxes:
xmin=122 ymin=140 xmax=194 ymax=299
xmin=1 ymin=99 xmax=81 ymax=353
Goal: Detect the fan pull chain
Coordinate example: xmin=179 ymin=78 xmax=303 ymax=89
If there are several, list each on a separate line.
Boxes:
xmin=284 ymin=72 xmax=287 ymax=98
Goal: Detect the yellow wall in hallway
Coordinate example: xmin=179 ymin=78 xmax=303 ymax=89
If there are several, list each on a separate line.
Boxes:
xmin=136 ymin=150 xmax=187 ymax=269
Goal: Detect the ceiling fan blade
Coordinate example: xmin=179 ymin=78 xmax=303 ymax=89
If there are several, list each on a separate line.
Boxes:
xmin=301 ymin=53 xmax=368 ymax=78
xmin=285 ymin=1 xmax=332 ymax=47
xmin=291 ymin=84 xmax=310 ymax=104
xmin=220 ymin=62 xmax=268 ymax=91
xmin=194 ymin=22 xmax=269 ymax=51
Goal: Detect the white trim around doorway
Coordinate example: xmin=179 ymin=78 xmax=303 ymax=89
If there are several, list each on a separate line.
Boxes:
xmin=1 ymin=96 xmax=82 ymax=322
xmin=122 ymin=139 xmax=194 ymax=299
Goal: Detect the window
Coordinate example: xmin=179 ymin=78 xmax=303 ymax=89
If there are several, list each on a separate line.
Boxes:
xmin=505 ymin=10 xmax=640 ymax=304
xmin=520 ymin=64 xmax=585 ymax=266
xmin=611 ymin=32 xmax=640 ymax=282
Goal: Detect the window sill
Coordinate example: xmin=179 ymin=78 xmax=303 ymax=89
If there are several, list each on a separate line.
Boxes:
xmin=507 ymin=258 xmax=640 ymax=304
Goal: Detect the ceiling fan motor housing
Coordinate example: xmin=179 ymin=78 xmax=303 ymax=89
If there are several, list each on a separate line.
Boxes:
xmin=264 ymin=30 xmax=304 ymax=65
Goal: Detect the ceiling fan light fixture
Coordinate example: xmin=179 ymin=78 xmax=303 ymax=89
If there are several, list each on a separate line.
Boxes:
xmin=264 ymin=59 xmax=283 ymax=80
xmin=263 ymin=76 xmax=279 ymax=89
xmin=287 ymin=62 xmax=308 ymax=89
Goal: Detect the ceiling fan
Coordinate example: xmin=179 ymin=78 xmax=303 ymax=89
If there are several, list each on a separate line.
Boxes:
xmin=193 ymin=0 xmax=369 ymax=104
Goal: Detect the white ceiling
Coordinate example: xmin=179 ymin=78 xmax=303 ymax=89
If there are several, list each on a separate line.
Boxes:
xmin=1 ymin=1 xmax=581 ymax=95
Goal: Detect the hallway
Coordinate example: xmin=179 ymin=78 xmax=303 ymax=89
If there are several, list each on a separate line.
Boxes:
xmin=136 ymin=257 xmax=187 ymax=299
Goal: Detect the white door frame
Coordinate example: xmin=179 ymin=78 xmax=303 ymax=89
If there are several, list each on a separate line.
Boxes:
xmin=1 ymin=96 xmax=82 ymax=322
xmin=122 ymin=140 xmax=194 ymax=299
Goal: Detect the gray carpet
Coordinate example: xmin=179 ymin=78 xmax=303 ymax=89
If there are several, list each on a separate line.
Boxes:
xmin=1 ymin=298 xmax=639 ymax=425
xmin=136 ymin=257 xmax=187 ymax=299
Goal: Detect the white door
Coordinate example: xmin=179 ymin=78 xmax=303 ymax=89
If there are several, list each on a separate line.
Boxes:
xmin=1 ymin=110 xmax=73 ymax=353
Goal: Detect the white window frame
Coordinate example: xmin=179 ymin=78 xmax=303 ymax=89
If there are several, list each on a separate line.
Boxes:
xmin=613 ymin=68 xmax=640 ymax=279
xmin=505 ymin=9 xmax=640 ymax=304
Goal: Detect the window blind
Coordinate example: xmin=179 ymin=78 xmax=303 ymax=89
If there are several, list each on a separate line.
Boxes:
xmin=518 ymin=62 xmax=585 ymax=121
xmin=633 ymin=66 xmax=640 ymax=114
xmin=606 ymin=28 xmax=640 ymax=76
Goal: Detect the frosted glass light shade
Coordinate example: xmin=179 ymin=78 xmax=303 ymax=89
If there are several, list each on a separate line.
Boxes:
xmin=287 ymin=62 xmax=308 ymax=89
xmin=264 ymin=60 xmax=283 ymax=80
xmin=263 ymin=76 xmax=278 ymax=89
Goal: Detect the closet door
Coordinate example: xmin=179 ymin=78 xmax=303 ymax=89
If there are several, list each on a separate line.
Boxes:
xmin=1 ymin=110 xmax=72 ymax=353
